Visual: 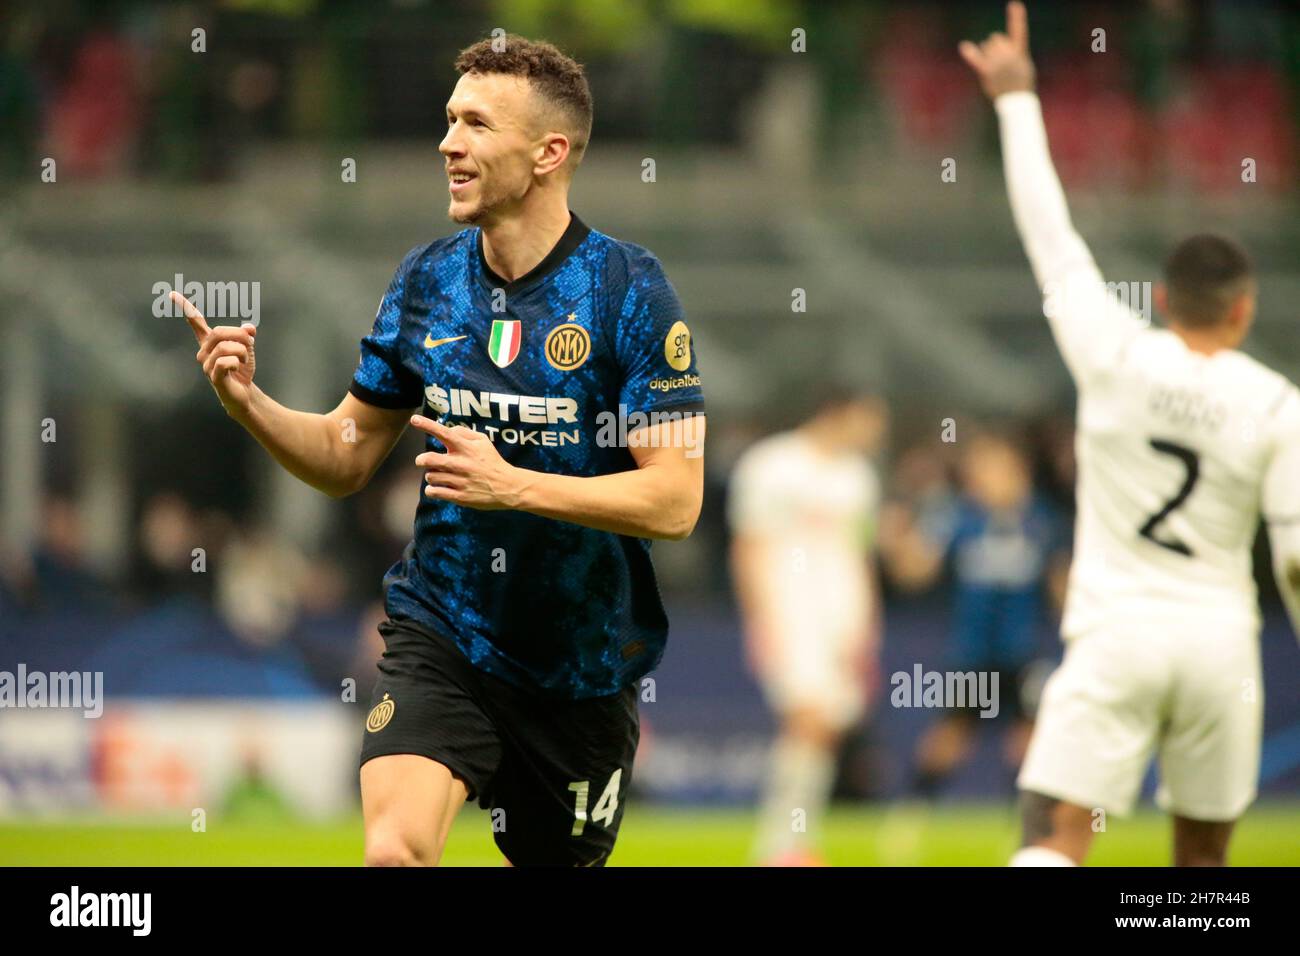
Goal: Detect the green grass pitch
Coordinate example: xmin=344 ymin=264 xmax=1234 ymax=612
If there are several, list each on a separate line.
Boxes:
xmin=3 ymin=802 xmax=1299 ymax=866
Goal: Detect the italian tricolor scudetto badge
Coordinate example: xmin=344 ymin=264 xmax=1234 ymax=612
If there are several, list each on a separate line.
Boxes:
xmin=487 ymin=318 xmax=521 ymax=368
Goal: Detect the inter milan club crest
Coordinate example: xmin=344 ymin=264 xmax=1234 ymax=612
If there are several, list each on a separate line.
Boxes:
xmin=487 ymin=318 xmax=521 ymax=368
xmin=545 ymin=313 xmax=591 ymax=371
xmin=366 ymin=693 xmax=395 ymax=733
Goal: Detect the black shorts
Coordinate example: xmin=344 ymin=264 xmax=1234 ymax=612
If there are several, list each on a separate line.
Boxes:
xmin=359 ymin=616 xmax=640 ymax=866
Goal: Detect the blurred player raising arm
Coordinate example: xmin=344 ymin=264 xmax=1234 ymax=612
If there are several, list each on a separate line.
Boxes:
xmin=176 ymin=291 xmax=701 ymax=539
xmin=963 ymin=1 xmax=1300 ymax=867
xmin=960 ymin=1 xmax=1141 ymax=385
xmin=966 ymin=1 xmax=1300 ymax=637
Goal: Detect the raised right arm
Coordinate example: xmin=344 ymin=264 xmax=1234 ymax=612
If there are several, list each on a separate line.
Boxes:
xmin=962 ymin=2 xmax=1145 ymax=384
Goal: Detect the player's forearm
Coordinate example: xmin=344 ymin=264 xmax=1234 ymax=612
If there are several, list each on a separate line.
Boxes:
xmin=233 ymin=386 xmax=365 ymax=498
xmin=512 ymin=465 xmax=700 ymax=540
xmin=729 ymin=538 xmax=772 ymax=624
xmin=1269 ymin=526 xmax=1300 ymax=643
xmin=994 ymin=91 xmax=1096 ymax=291
xmin=878 ymin=528 xmax=942 ymax=591
xmin=866 ymin=558 xmax=884 ymax=650
xmin=729 ymin=539 xmax=784 ymax=664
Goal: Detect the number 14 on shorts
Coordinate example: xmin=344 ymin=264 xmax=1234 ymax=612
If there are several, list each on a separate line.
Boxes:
xmin=568 ymin=770 xmax=622 ymax=836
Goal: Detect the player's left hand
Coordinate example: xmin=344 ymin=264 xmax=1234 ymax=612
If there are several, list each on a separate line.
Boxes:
xmin=410 ymin=415 xmax=523 ymax=510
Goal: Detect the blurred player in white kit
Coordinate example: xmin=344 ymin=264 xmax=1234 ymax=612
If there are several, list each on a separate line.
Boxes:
xmin=728 ymin=389 xmax=889 ymax=865
xmin=962 ymin=2 xmax=1300 ymax=865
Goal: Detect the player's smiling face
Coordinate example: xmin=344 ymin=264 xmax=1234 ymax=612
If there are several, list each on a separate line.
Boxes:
xmin=440 ymin=72 xmax=546 ymax=224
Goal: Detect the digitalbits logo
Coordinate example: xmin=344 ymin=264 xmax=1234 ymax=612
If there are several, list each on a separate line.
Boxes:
xmin=664 ymin=321 xmax=691 ymax=371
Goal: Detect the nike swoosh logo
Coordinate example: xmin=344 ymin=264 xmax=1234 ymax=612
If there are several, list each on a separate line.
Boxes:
xmin=425 ymin=334 xmax=467 ymax=349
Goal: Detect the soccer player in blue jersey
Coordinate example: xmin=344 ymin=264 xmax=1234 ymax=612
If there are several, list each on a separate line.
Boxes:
xmin=883 ymin=432 xmax=1068 ymax=799
xmin=175 ymin=36 xmax=706 ymax=866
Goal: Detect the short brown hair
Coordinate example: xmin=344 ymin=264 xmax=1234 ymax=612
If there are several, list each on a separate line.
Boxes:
xmin=1163 ymin=234 xmax=1254 ymax=328
xmin=454 ymin=35 xmax=593 ymax=164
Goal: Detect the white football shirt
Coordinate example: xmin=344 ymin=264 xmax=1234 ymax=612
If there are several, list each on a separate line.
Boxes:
xmin=728 ymin=431 xmax=879 ymax=646
xmin=997 ymin=92 xmax=1300 ymax=639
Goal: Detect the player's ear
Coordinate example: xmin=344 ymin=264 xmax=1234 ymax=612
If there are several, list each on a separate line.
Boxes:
xmin=1153 ymin=282 xmax=1169 ymax=319
xmin=533 ymin=131 xmax=571 ymax=177
xmin=1227 ymin=288 xmax=1256 ymax=336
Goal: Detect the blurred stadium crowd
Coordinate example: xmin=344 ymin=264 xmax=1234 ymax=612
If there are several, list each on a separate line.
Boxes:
xmin=2 ymin=1 xmax=1296 ymax=184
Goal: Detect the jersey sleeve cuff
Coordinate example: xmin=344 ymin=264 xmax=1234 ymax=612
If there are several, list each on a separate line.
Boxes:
xmin=626 ymin=398 xmax=705 ymax=417
xmin=994 ymin=90 xmax=1041 ymax=118
xmin=349 ymin=379 xmax=422 ymax=410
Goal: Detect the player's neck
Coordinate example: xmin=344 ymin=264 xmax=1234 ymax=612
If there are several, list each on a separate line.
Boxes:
xmin=478 ymin=198 xmax=573 ymax=283
xmin=1169 ymin=322 xmax=1233 ymax=357
xmin=799 ymin=422 xmax=842 ymax=456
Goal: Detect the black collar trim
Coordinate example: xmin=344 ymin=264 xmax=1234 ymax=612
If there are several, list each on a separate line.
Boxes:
xmin=477 ymin=212 xmax=591 ymax=295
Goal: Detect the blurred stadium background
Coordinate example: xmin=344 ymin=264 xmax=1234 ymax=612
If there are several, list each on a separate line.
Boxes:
xmin=1 ymin=0 xmax=1298 ymax=865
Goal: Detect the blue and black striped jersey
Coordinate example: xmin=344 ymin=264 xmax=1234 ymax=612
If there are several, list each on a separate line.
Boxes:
xmin=350 ymin=213 xmax=704 ymax=698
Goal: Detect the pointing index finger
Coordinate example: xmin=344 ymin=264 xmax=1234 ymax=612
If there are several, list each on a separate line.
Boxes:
xmin=171 ymin=291 xmax=211 ymax=344
xmin=410 ymin=414 xmax=461 ymax=446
